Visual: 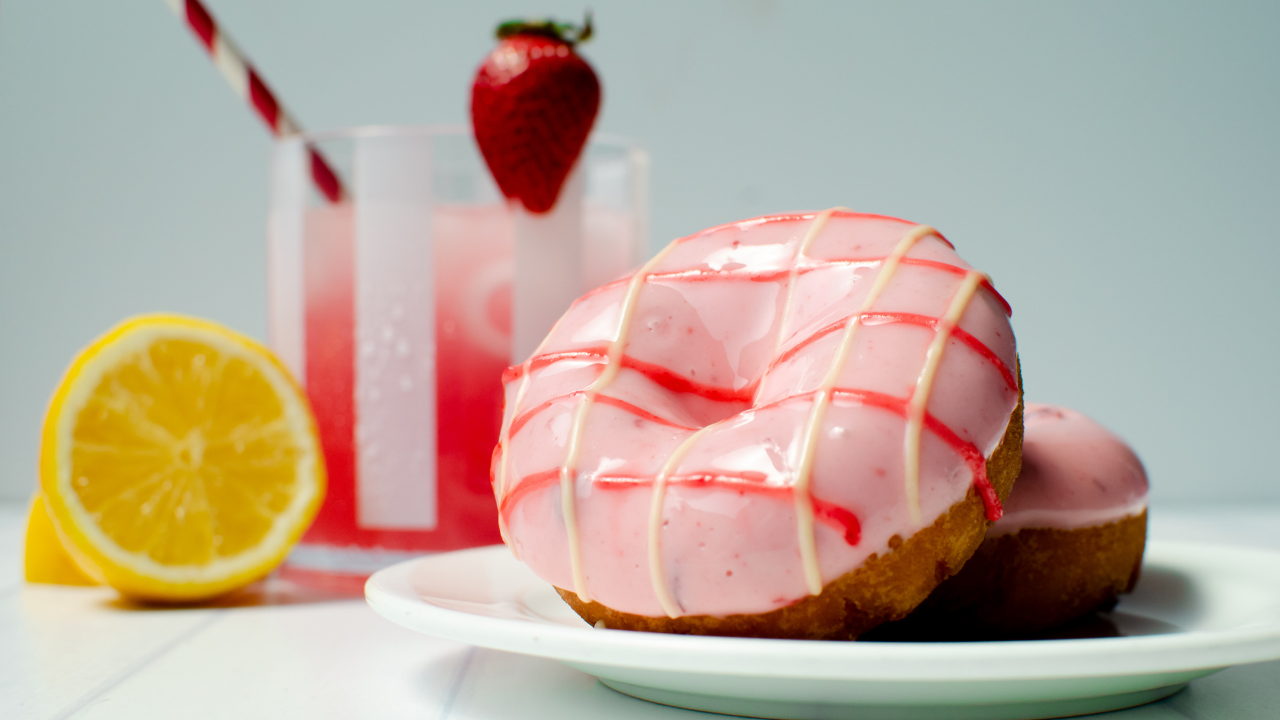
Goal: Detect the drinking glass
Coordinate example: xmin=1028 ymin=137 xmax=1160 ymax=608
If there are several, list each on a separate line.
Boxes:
xmin=266 ymin=126 xmax=648 ymax=581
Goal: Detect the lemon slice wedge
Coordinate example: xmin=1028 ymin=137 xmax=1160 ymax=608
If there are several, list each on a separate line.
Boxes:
xmin=39 ymin=314 xmax=325 ymax=602
xmin=23 ymin=493 xmax=99 ymax=586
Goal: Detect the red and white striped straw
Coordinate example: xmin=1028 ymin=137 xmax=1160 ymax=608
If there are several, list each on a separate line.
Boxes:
xmin=163 ymin=0 xmax=344 ymax=203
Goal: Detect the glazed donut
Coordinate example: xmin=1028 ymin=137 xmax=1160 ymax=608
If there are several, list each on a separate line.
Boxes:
xmin=493 ymin=209 xmax=1023 ymax=639
xmin=873 ymin=403 xmax=1148 ymax=640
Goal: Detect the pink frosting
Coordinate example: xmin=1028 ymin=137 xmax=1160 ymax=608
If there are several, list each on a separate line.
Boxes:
xmin=990 ymin=403 xmax=1148 ymax=537
xmin=494 ymin=211 xmax=1019 ymax=618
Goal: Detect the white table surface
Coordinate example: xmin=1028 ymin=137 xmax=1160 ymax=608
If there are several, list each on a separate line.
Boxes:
xmin=3 ymin=500 xmax=1279 ymax=720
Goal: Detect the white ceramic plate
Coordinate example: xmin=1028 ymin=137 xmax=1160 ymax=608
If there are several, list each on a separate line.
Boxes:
xmin=365 ymin=541 xmax=1280 ymax=720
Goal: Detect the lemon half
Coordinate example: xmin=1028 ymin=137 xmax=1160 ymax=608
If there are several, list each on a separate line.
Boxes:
xmin=39 ymin=314 xmax=325 ymax=601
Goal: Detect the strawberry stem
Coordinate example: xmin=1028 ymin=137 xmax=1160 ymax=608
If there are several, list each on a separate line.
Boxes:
xmin=495 ymin=11 xmax=593 ymax=46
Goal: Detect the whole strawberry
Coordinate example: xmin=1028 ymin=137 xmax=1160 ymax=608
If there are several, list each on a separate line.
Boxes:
xmin=470 ymin=16 xmax=601 ymax=214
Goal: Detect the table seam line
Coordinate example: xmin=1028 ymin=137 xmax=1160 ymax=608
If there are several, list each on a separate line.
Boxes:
xmin=52 ymin=609 xmax=229 ymax=720
xmin=438 ymin=646 xmax=477 ymax=720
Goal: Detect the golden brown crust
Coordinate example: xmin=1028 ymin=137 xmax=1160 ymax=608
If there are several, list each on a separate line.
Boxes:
xmin=869 ymin=511 xmax=1148 ymax=641
xmin=557 ymin=389 xmax=1025 ymax=640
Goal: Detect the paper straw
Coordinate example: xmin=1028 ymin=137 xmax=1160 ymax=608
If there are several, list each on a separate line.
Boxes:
xmin=512 ymin=164 xmax=586 ymax=362
xmin=162 ymin=0 xmax=344 ymax=203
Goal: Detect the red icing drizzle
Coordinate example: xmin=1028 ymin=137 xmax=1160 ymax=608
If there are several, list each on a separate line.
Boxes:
xmin=503 ymin=349 xmax=753 ymax=402
xmin=507 ymin=390 xmax=697 ymax=439
xmin=500 ymin=468 xmax=862 ymax=546
xmin=830 ymin=389 xmax=1002 ymax=522
xmin=499 ymin=385 xmax=1003 ymax=544
xmin=622 ymin=356 xmax=748 ymax=403
xmin=771 ymin=312 xmax=1019 ymax=393
xmin=572 ymin=255 xmax=1012 ymax=319
xmin=811 ymin=497 xmax=862 ymax=546
xmin=687 ymin=210 xmax=957 ymax=250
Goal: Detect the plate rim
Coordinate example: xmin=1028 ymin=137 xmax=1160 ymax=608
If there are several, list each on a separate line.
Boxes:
xmin=365 ymin=540 xmax=1280 ymax=683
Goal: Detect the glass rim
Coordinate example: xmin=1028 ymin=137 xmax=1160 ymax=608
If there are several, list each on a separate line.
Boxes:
xmin=277 ymin=124 xmax=642 ymax=151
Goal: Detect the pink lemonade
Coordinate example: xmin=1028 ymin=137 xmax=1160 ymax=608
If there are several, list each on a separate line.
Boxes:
xmin=295 ymin=204 xmax=513 ymax=558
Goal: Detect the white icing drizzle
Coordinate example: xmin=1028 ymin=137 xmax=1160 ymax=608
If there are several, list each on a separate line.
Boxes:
xmin=791 ymin=224 xmax=938 ymax=595
xmin=902 ymin=269 xmax=985 ymax=525
xmin=557 ymin=239 xmax=681 ymax=602
xmin=752 ymin=207 xmax=851 ymax=405
xmin=647 ymin=423 xmax=717 ymax=617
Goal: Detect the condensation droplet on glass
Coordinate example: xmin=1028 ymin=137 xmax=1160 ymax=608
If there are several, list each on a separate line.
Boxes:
xmin=361 ymin=341 xmax=376 ymax=357
xmin=399 ymin=375 xmax=413 ymax=392
xmin=382 ymin=325 xmax=395 ymax=342
xmin=395 ymin=338 xmax=410 ymax=357
xmin=369 ymin=387 xmax=382 ymax=401
xmin=391 ymin=303 xmax=404 ymax=320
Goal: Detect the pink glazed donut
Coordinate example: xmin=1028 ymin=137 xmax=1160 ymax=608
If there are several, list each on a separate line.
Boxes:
xmin=995 ymin=403 xmax=1148 ymax=537
xmin=492 ymin=209 xmax=1023 ymax=639
xmin=875 ymin=403 xmax=1149 ymax=639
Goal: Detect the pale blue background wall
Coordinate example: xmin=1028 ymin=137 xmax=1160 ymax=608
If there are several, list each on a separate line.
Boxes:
xmin=1 ymin=1 xmax=1277 ymax=503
